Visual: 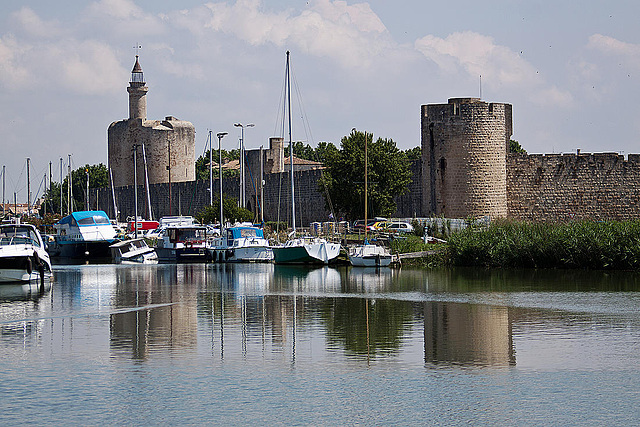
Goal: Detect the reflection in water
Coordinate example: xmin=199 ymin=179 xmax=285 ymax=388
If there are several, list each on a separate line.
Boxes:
xmin=424 ymin=302 xmax=515 ymax=367
xmin=2 ymin=264 xmax=640 ymax=425
xmin=110 ymin=265 xmax=199 ymax=360
xmin=104 ymin=264 xmax=519 ymax=367
xmin=0 ymin=280 xmax=52 ymax=301
xmin=3 ymin=264 xmax=638 ymax=371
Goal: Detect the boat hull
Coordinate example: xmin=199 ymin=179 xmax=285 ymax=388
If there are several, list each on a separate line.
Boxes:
xmin=272 ymin=241 xmax=341 ymax=265
xmin=208 ymin=246 xmax=273 ymax=263
xmin=0 ymin=256 xmax=53 ymax=282
xmin=349 ymin=254 xmax=392 ymax=267
xmin=156 ymin=246 xmax=207 ymax=263
xmin=49 ymin=240 xmax=115 ymax=260
xmin=348 ymin=244 xmax=393 ymax=267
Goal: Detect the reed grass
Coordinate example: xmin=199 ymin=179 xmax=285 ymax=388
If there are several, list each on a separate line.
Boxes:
xmin=446 ymin=219 xmax=640 ymax=270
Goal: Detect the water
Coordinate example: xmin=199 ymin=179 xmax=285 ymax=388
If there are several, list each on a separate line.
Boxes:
xmin=1 ymin=264 xmax=640 ymax=425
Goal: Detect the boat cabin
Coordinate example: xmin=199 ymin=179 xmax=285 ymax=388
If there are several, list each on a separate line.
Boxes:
xmin=226 ymin=227 xmax=265 ymax=247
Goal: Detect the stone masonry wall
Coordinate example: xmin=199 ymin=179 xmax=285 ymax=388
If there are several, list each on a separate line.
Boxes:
xmin=422 ymin=99 xmax=511 ymax=220
xmin=507 ymin=152 xmax=640 ymax=221
xmin=96 ymin=168 xmax=331 ymax=227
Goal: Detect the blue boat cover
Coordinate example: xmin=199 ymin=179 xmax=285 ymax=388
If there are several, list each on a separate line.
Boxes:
xmin=57 ymin=211 xmax=111 ymax=227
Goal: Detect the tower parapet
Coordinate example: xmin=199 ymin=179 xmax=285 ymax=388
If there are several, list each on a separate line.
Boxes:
xmin=421 ymin=98 xmax=512 ymax=219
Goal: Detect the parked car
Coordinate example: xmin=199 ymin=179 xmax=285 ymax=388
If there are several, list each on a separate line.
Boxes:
xmin=353 ymin=217 xmax=387 ymax=231
xmin=383 ymin=222 xmax=414 ymax=234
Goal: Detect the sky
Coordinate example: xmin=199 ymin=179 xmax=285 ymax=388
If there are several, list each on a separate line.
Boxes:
xmin=1 ymin=0 xmax=639 ymax=203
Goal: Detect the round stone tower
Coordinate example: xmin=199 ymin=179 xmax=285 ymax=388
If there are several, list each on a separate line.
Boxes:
xmin=108 ymin=56 xmax=196 ymax=188
xmin=421 ymin=98 xmax=513 ymax=219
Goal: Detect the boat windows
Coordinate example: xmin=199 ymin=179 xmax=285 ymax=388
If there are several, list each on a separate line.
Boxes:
xmin=78 ymin=217 xmax=95 ymax=225
xmin=94 ymin=216 xmax=110 ymax=225
xmin=240 ymin=229 xmax=258 ymax=238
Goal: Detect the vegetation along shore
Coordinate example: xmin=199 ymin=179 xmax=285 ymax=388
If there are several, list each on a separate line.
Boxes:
xmin=443 ymin=219 xmax=640 ymax=270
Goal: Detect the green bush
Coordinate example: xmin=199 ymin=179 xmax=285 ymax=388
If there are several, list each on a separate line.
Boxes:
xmin=446 ymin=219 xmax=640 ymax=270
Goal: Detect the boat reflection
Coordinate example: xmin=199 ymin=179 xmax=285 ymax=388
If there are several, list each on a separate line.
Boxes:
xmin=110 ymin=264 xmax=199 ymax=360
xmin=0 ymin=279 xmax=52 ymax=301
xmin=102 ymin=264 xmax=517 ymax=367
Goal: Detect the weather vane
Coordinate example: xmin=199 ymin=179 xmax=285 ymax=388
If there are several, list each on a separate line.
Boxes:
xmin=133 ymin=44 xmax=142 ymax=56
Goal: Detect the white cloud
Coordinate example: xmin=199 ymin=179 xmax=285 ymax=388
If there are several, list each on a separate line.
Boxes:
xmin=414 ymin=31 xmax=537 ymax=86
xmin=0 ymin=35 xmax=30 ymax=89
xmin=10 ymin=7 xmax=64 ymax=39
xmin=587 ymin=34 xmax=640 ymax=69
xmin=178 ymin=0 xmax=398 ymax=69
xmin=530 ymin=86 xmax=574 ymax=108
xmin=81 ymin=0 xmax=165 ymax=38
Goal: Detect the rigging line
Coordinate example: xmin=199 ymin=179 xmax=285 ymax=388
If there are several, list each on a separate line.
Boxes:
xmin=288 ymin=61 xmax=337 ymax=223
xmin=273 ymin=54 xmax=289 ymax=138
xmin=291 ymin=71 xmax=315 ymax=147
xmin=32 ymin=174 xmax=46 ymax=203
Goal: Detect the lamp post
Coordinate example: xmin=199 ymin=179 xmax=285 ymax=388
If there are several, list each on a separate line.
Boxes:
xmin=208 ymin=130 xmax=213 ymax=206
xmin=217 ymin=132 xmax=228 ymax=231
xmin=233 ymin=122 xmax=254 ymax=208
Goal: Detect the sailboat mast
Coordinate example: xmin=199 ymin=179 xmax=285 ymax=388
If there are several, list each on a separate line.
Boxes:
xmin=142 ymin=143 xmax=153 ymax=220
xmin=286 ymin=51 xmax=296 ymax=233
xmin=364 ymin=132 xmax=368 ymax=242
xmin=110 ymin=167 xmax=118 ymax=221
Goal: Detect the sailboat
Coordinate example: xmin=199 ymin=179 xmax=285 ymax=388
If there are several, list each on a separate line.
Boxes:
xmin=348 ymin=132 xmax=392 ymax=267
xmin=271 ymin=51 xmax=341 ymax=265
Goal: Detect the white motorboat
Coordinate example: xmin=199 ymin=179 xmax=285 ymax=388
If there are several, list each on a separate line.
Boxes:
xmin=0 ymin=223 xmax=53 ymax=283
xmin=48 ymin=210 xmax=119 ymax=260
xmin=348 ymin=243 xmax=392 ymax=267
xmin=110 ymin=238 xmax=158 ymax=264
xmin=208 ymin=225 xmax=273 ymax=262
xmin=272 ymin=236 xmax=341 ymax=265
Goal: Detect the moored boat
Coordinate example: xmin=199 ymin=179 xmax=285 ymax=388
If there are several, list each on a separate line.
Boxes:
xmin=155 ymin=225 xmax=208 ymax=263
xmin=208 ymin=225 xmax=273 ymax=263
xmin=110 ymin=238 xmax=157 ymax=264
xmin=272 ymin=236 xmax=340 ymax=265
xmin=348 ymin=243 xmax=392 ymax=267
xmin=0 ymin=222 xmax=53 ymax=282
xmin=48 ymin=210 xmax=119 ymax=260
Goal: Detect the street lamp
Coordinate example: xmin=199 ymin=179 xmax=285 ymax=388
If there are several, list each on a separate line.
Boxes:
xmin=217 ymin=132 xmax=228 ymax=231
xmin=234 ymin=122 xmax=254 ymax=208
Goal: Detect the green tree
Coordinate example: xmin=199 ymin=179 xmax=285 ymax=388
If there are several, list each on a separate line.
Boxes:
xmin=195 ymin=195 xmax=253 ymax=225
xmin=41 ymin=163 xmax=108 ymax=215
xmin=196 ymin=149 xmax=240 ymax=181
xmin=404 ymin=146 xmax=422 ymax=160
xmin=318 ymin=130 xmax=412 ymax=220
xmin=284 ymin=141 xmax=338 ymax=164
xmin=509 ymin=139 xmax=527 ymax=154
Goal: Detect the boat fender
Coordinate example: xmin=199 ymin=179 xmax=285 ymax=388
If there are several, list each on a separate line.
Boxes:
xmin=226 ymin=249 xmax=233 ymax=259
xmin=25 ymin=257 xmax=33 ymax=274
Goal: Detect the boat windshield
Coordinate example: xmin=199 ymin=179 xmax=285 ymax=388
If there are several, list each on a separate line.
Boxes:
xmin=0 ymin=226 xmax=40 ymax=247
xmin=94 ymin=216 xmax=111 ymax=225
xmin=77 ymin=215 xmax=111 ymax=226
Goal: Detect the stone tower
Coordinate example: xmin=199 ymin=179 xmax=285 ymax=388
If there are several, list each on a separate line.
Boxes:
xmin=421 ymin=98 xmax=512 ymax=219
xmin=108 ymin=56 xmax=196 ymax=188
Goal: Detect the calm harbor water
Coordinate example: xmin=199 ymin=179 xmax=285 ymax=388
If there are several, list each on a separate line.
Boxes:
xmin=1 ymin=264 xmax=640 ymax=425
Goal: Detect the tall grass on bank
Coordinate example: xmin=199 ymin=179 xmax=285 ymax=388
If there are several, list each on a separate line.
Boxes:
xmin=447 ymin=219 xmax=640 ymax=270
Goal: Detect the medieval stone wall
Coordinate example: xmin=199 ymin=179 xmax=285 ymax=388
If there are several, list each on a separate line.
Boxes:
xmin=507 ymin=152 xmax=640 ymax=221
xmin=96 ymin=168 xmax=331 ymax=227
